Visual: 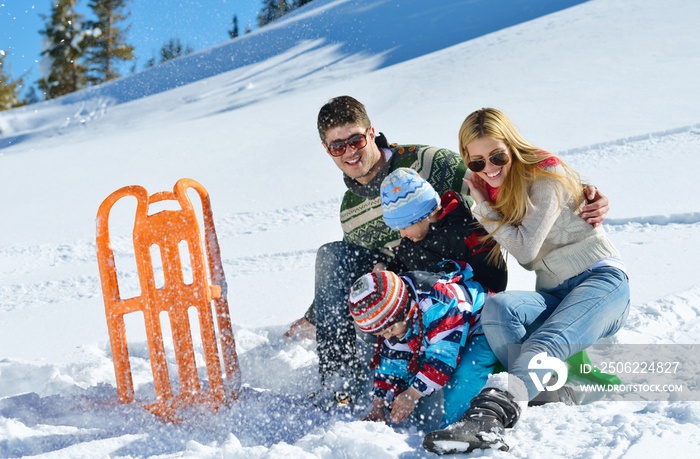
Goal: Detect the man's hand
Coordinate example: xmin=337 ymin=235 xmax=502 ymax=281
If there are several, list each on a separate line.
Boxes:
xmin=283 ymin=317 xmax=316 ymax=340
xmin=581 ymin=185 xmax=609 ymax=228
xmin=389 ymin=387 xmax=422 ymax=423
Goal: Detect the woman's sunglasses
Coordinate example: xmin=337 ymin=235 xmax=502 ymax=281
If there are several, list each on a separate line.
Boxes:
xmin=326 ymin=128 xmax=370 ymax=157
xmin=467 ymin=151 xmax=510 ymax=172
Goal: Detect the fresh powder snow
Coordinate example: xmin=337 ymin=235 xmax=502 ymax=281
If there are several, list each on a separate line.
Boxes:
xmin=1 ymin=0 xmax=700 ymax=457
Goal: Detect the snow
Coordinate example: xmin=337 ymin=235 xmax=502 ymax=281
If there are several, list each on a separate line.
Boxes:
xmin=1 ymin=0 xmax=699 ymax=457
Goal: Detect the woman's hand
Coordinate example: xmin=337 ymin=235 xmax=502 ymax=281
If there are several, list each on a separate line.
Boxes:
xmin=464 ymin=174 xmax=488 ymax=205
xmin=389 ymin=387 xmax=422 ymax=423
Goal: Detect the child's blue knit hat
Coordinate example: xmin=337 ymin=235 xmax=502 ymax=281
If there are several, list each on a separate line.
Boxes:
xmin=380 ymin=168 xmax=440 ymax=230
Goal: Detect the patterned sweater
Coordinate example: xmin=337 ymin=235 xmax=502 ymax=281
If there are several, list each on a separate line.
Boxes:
xmin=371 ymin=271 xmax=488 ymax=400
xmin=473 ymin=164 xmax=621 ymax=290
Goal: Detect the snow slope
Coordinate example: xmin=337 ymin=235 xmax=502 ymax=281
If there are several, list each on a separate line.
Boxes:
xmin=1 ymin=0 xmax=700 ymax=457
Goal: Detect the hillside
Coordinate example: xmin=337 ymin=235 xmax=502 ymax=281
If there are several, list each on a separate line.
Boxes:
xmin=1 ymin=0 xmax=700 ymax=457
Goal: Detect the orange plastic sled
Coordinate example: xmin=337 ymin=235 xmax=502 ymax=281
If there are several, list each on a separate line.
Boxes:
xmin=96 ymin=178 xmax=240 ymax=421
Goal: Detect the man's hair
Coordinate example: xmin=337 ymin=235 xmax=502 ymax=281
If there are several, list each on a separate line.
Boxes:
xmin=317 ymin=95 xmax=371 ymax=142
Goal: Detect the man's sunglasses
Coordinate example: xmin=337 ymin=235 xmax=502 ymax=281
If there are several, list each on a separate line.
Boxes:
xmin=326 ymin=128 xmax=370 ymax=157
xmin=467 ymin=151 xmax=510 ymax=172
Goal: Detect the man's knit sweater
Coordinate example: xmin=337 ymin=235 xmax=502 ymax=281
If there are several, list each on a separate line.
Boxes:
xmin=473 ymin=164 xmax=621 ymax=290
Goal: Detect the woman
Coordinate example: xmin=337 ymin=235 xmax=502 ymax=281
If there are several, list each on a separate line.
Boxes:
xmin=422 ymin=108 xmax=630 ymax=455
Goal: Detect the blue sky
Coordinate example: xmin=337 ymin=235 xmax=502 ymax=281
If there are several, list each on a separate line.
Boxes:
xmin=0 ymin=1 xmax=261 ymax=94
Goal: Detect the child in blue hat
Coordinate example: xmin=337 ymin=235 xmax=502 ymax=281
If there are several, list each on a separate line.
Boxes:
xmin=378 ymin=168 xmax=507 ymax=293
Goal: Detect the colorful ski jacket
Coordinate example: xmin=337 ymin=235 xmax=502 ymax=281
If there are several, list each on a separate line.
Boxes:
xmin=371 ymin=270 xmax=488 ymax=401
xmin=387 ymin=191 xmax=508 ymax=293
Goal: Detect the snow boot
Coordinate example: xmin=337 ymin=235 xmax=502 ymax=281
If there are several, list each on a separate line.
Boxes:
xmin=422 ymin=386 xmax=522 ymax=454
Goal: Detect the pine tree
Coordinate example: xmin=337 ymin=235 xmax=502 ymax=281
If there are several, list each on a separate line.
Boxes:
xmin=0 ymin=51 xmax=27 ymax=111
xmin=257 ymin=0 xmax=307 ymax=28
xmin=37 ymin=0 xmax=90 ymax=99
xmin=84 ymin=0 xmax=135 ymax=84
xmin=25 ymin=86 xmax=40 ymax=106
xmin=229 ymin=15 xmax=239 ymax=39
xmin=159 ymin=38 xmax=194 ymax=63
xmin=257 ymin=0 xmax=288 ymax=28
xmin=279 ymin=0 xmax=289 ymax=16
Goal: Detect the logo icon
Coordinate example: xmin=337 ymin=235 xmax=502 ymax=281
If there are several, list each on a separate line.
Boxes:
xmin=528 ymin=352 xmax=568 ymax=392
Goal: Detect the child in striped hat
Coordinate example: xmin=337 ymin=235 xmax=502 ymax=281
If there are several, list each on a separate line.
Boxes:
xmin=348 ymin=268 xmax=498 ymax=427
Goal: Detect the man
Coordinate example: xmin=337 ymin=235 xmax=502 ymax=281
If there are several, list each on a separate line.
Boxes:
xmin=285 ymin=96 xmax=609 ymax=402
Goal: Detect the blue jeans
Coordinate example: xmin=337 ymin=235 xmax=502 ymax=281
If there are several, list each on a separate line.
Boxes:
xmin=314 ymin=241 xmax=382 ymax=384
xmin=480 ymin=266 xmax=630 ymax=400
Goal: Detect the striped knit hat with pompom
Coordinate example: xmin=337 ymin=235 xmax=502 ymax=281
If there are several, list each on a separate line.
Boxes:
xmin=348 ymin=271 xmax=411 ymax=333
xmin=380 ymin=167 xmax=440 ymax=230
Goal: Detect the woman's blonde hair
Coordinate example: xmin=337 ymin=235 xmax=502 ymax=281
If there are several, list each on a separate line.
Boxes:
xmin=458 ymin=108 xmax=583 ymax=259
